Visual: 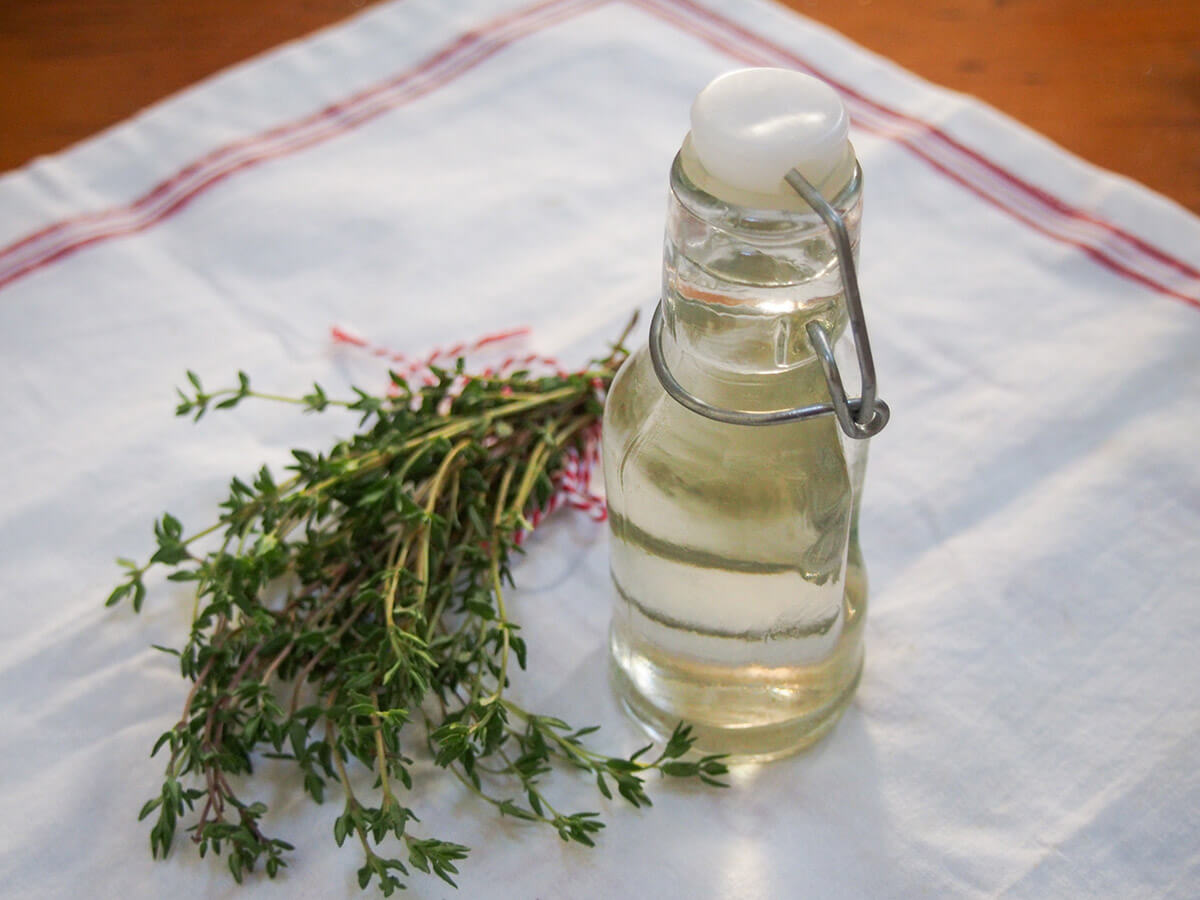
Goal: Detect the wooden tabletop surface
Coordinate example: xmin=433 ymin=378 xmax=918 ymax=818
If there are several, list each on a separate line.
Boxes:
xmin=1 ymin=0 xmax=1197 ymax=214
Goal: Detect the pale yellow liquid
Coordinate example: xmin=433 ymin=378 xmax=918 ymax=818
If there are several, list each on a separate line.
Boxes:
xmin=603 ymin=303 xmax=867 ymax=760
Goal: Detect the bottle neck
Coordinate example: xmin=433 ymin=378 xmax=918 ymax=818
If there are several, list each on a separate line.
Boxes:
xmin=660 ymin=150 xmax=861 ymax=411
xmin=660 ymin=290 xmax=842 ymax=413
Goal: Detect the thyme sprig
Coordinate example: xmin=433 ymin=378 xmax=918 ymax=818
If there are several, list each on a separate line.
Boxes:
xmin=109 ymin=320 xmax=727 ymax=894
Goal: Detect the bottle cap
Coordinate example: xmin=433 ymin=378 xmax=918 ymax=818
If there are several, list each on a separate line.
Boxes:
xmin=687 ymin=68 xmax=853 ymax=205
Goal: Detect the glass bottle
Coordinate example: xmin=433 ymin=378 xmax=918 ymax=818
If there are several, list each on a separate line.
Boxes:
xmin=603 ymin=69 xmax=883 ymax=760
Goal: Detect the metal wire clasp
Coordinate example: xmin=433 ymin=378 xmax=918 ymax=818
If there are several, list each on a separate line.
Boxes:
xmin=648 ymin=165 xmax=889 ymax=440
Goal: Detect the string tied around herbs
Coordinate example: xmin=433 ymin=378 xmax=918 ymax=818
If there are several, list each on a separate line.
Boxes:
xmin=329 ymin=324 xmax=606 ymax=528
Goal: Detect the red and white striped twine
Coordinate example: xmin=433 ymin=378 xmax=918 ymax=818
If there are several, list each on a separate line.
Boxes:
xmin=331 ymin=324 xmax=607 ymax=533
xmin=331 ymin=325 xmax=570 ymax=388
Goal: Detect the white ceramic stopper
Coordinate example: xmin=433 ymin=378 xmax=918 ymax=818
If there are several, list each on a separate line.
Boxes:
xmin=689 ymin=68 xmax=851 ymax=198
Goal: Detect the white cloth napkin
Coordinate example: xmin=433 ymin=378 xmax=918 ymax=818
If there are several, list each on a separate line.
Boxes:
xmin=1 ymin=0 xmax=1198 ymax=897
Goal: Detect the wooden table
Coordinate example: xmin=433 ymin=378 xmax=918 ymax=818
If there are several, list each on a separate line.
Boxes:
xmin=2 ymin=0 xmax=1197 ymax=214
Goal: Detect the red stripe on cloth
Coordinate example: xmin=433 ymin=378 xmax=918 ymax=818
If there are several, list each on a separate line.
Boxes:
xmin=0 ymin=0 xmax=602 ymax=290
xmin=0 ymin=0 xmax=1196 ymax=312
xmin=631 ymin=0 xmax=1200 ymax=310
xmin=658 ymin=0 xmax=1200 ymax=281
xmin=0 ymin=27 xmax=474 ymax=261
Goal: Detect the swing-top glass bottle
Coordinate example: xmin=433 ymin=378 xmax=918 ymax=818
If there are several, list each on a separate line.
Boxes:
xmin=603 ymin=68 xmax=888 ymax=760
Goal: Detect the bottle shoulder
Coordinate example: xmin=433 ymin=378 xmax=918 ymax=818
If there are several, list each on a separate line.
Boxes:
xmin=601 ymin=341 xmax=855 ymax=584
xmin=603 ymin=343 xmax=850 ymax=485
xmin=603 ymin=346 xmax=654 ymax=437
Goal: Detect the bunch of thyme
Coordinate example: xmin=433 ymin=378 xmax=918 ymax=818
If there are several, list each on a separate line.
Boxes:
xmin=108 ymin=321 xmax=727 ymax=895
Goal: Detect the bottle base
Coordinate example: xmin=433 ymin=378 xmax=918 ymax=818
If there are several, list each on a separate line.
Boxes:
xmin=609 ymin=626 xmax=862 ymax=762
